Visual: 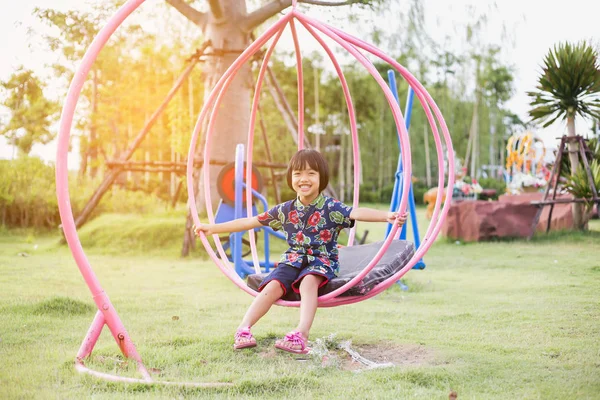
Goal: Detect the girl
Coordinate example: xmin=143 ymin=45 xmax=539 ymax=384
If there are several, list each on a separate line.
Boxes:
xmin=194 ymin=149 xmax=407 ymax=354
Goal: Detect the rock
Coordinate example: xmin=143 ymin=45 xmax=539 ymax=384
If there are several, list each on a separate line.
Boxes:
xmin=442 ymin=193 xmax=575 ymax=241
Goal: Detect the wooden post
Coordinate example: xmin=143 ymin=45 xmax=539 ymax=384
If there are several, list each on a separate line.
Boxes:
xmin=544 ymin=139 xmax=566 ymax=233
xmin=528 ymin=135 xmax=600 ymax=239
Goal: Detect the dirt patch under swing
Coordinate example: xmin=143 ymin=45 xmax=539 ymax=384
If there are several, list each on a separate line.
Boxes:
xmin=259 ymin=340 xmax=437 ymax=371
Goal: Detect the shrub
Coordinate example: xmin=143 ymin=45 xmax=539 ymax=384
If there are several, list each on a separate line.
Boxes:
xmin=477 ymin=178 xmax=507 ymax=200
xmin=0 ymin=157 xmax=166 ymax=230
xmin=564 ymin=159 xmax=600 ymax=211
xmin=380 ymin=182 xmax=428 ymax=205
xmin=359 ymin=187 xmax=381 ymax=203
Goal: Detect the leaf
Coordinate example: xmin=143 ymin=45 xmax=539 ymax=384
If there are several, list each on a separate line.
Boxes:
xmin=329 ymin=211 xmax=345 ymax=225
xmin=528 ymin=41 xmax=600 ymax=125
xmin=564 ymin=160 xmax=600 ymax=210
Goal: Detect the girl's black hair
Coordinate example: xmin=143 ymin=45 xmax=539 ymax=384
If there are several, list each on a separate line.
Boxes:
xmin=286 ymin=149 xmax=329 ymax=192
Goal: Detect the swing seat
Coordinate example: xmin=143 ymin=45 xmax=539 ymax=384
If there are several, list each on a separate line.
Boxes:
xmin=246 ymin=240 xmax=415 ymax=301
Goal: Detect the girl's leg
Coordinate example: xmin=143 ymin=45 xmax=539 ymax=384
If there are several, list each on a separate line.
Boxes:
xmin=278 ymin=274 xmax=324 ymax=351
xmin=236 ymin=280 xmax=283 ymax=346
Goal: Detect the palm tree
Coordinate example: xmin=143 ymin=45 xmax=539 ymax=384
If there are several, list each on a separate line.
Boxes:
xmin=528 ymin=41 xmax=600 ymax=229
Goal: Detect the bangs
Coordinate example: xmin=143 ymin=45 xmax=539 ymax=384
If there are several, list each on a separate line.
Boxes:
xmin=286 ymin=149 xmax=330 ymax=193
xmin=288 ymin=151 xmax=321 ymax=172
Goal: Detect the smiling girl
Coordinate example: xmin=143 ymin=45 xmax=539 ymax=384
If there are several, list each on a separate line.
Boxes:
xmin=194 ymin=149 xmax=407 ymax=354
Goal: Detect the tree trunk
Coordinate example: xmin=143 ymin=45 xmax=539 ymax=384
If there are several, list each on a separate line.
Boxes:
xmin=377 ymin=98 xmax=384 ymax=198
xmin=424 ymin=123 xmax=431 ymax=187
xmin=196 ymin=1 xmax=252 ymax=213
xmin=469 ymin=98 xmax=479 ymax=179
xmin=567 ymin=116 xmax=584 ymax=229
xmin=500 ymin=137 xmax=505 ymax=179
xmin=79 ymin=148 xmax=89 ymax=180
xmin=346 ymin=131 xmax=352 ymax=201
xmin=465 ymin=60 xmax=481 ymax=179
xmin=489 ymin=112 xmax=495 ymax=175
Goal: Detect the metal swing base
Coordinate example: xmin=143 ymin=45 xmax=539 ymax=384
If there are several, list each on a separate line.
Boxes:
xmin=75 ymin=310 xmax=232 ymax=388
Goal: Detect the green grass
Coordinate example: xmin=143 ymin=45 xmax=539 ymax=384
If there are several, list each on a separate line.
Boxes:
xmin=1 ymin=210 xmax=600 ymax=399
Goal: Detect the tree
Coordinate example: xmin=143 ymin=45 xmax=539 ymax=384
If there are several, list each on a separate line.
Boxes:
xmin=35 ymin=6 xmax=114 ymax=177
xmin=165 ymin=0 xmax=381 ymax=212
xmin=0 ymin=68 xmax=58 ymax=156
xmin=528 ymin=41 xmax=600 ymax=229
xmin=35 ymin=3 xmax=206 ymax=186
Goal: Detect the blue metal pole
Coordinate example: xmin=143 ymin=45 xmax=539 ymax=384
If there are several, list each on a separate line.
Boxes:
xmin=385 ymin=71 xmax=404 ymax=238
xmin=385 ymin=70 xmax=425 ymax=270
xmin=385 ymin=71 xmax=416 ymax=241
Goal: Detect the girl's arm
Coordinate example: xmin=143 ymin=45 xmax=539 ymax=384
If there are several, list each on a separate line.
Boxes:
xmin=350 ymin=208 xmax=408 ymax=226
xmin=193 ymin=216 xmax=263 ymax=236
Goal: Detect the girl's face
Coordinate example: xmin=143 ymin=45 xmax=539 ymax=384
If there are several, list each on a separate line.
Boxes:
xmin=291 ymin=166 xmax=320 ymax=204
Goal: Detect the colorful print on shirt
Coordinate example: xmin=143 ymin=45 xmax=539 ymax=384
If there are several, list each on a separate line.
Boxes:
xmin=256 ymin=194 xmax=354 ymax=275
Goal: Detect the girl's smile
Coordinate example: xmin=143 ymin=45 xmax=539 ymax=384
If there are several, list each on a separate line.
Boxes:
xmin=292 ymin=167 xmax=320 ymax=205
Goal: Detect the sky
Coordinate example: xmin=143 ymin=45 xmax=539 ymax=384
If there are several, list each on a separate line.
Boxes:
xmin=1 ymin=0 xmax=599 ymax=165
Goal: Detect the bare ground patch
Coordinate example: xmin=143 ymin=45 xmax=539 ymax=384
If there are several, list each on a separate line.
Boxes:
xmin=341 ymin=342 xmax=436 ymax=368
xmin=258 ymin=338 xmax=436 ymax=371
xmin=334 ymin=342 xmax=437 ymax=371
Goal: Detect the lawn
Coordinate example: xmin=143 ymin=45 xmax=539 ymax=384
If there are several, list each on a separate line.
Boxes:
xmin=1 ymin=209 xmax=599 ymax=399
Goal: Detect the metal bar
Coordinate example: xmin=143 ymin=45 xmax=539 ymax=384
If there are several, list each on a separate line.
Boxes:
xmin=579 ymin=137 xmax=599 ymax=200
xmin=529 ymin=136 xmax=565 ymax=238
xmin=76 ymin=310 xmax=105 ymax=360
xmin=545 ymin=138 xmax=566 ymax=233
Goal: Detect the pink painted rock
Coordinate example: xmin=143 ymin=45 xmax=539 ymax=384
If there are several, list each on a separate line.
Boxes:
xmin=442 ymin=193 xmax=574 ymax=241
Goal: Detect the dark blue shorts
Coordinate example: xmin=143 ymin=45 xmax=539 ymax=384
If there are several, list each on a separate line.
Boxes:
xmin=258 ymin=261 xmax=335 ymax=296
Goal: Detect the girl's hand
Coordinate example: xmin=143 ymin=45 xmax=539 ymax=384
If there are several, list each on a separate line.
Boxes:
xmin=193 ymin=223 xmax=214 ymax=236
xmin=387 ymin=211 xmax=408 ymax=226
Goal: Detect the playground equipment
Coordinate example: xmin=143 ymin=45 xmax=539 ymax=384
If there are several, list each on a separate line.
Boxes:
xmin=56 ymin=0 xmax=454 ymax=386
xmin=188 ymin=4 xmax=455 ymax=307
xmin=214 ymin=157 xmax=286 ymax=277
xmin=505 ymin=131 xmax=549 ymax=194
xmin=385 ymin=71 xmax=425 ymax=270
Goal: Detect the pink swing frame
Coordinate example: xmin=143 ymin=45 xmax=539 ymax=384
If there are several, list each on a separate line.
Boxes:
xmin=56 ymin=0 xmax=454 ymax=386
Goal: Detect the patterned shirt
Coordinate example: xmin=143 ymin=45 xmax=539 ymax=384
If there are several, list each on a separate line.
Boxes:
xmin=257 ymin=193 xmax=354 ymax=275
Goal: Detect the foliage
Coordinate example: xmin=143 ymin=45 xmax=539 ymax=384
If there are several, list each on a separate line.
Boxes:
xmin=477 ymin=177 xmax=506 ymax=199
xmin=528 ymin=41 xmax=600 ymax=127
xmin=564 ymin=159 xmax=600 ymax=210
xmin=0 ymin=157 xmax=61 ymax=229
xmin=33 ymin=4 xmax=205 ymax=179
xmin=0 ymin=68 xmax=58 ymax=155
xmin=585 ymin=136 xmax=600 ymax=165
xmin=0 ymin=157 xmax=166 ymax=230
xmin=559 ymin=137 xmax=600 ymax=178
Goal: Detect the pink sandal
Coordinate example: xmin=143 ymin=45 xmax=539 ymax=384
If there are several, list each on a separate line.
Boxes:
xmin=275 ymin=331 xmax=309 ymax=354
xmin=234 ymin=327 xmax=256 ymax=350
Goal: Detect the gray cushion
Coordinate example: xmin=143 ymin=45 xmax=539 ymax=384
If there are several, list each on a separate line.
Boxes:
xmin=246 ymin=240 xmax=415 ymax=301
